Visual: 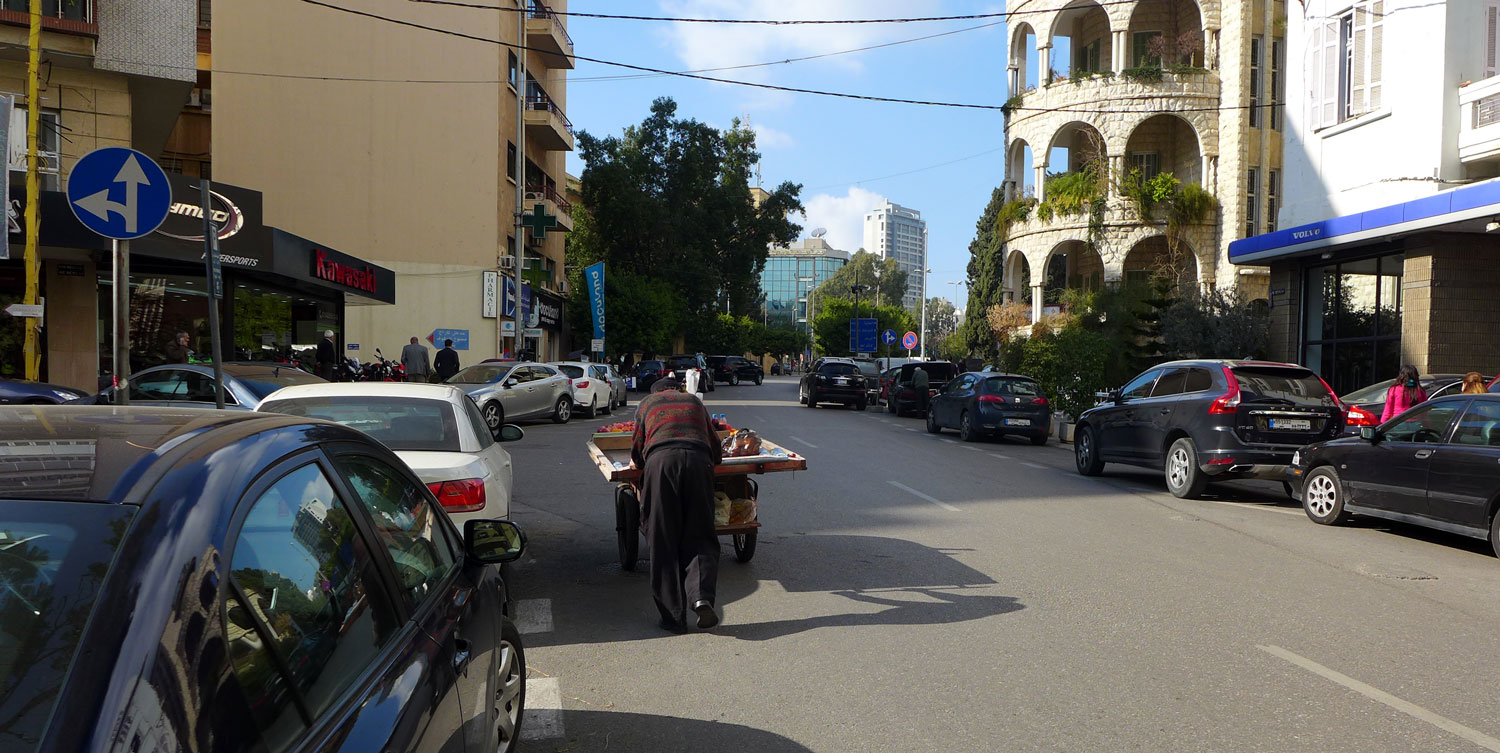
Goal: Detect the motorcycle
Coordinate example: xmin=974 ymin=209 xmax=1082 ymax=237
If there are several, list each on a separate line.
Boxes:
xmin=339 ymin=356 xmax=364 ymax=382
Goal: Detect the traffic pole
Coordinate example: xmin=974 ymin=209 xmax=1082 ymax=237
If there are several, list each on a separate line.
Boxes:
xmin=113 ymin=240 xmax=130 ymax=405
xmin=21 ymin=0 xmax=39 ymax=380
xmin=201 ymin=179 xmax=225 ymax=409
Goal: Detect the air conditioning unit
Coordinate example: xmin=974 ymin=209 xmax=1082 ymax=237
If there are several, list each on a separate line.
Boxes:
xmin=499 ymin=257 xmax=515 ymax=270
xmin=188 ymin=89 xmax=201 ymax=108
xmin=558 ymin=278 xmax=569 ymax=295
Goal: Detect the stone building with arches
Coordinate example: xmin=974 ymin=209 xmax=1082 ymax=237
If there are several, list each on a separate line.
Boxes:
xmin=999 ymin=0 xmax=1287 ymax=319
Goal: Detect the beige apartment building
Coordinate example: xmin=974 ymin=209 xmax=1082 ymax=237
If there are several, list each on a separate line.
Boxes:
xmin=1000 ymin=0 xmax=1284 ymax=317
xmin=214 ymin=0 xmax=574 ymax=362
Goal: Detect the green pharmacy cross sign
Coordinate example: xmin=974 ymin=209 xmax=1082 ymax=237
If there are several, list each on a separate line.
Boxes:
xmin=522 ymin=203 xmax=559 ymax=241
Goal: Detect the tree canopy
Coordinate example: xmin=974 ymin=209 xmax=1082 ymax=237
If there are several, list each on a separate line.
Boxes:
xmin=568 ymin=98 xmax=803 ymax=350
xmin=958 ymin=187 xmax=1008 ymax=360
xmin=811 ymin=297 xmax=917 ymax=358
xmin=813 ymin=250 xmax=908 ymax=308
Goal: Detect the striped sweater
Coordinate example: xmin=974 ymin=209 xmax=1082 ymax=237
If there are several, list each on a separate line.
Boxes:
xmin=631 ymin=391 xmax=723 ymax=467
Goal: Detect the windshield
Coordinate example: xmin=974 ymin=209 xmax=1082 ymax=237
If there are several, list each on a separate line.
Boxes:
xmin=855 ymin=362 xmax=880 ymax=377
xmin=260 ymin=396 xmax=464 ymax=452
xmin=449 ymin=364 xmax=511 ymax=384
xmin=1232 ymin=367 xmax=1336 ymax=407
xmin=230 ymin=367 xmax=326 ymax=400
xmin=557 ymin=365 xmax=585 ymax=379
xmin=0 ymin=501 xmax=135 ymax=753
xmin=637 ymin=361 xmax=663 ymax=372
xmin=820 ymin=363 xmax=859 ymax=376
xmin=985 ymin=377 xmax=1040 ymax=396
xmin=667 ymin=357 xmax=699 ymax=370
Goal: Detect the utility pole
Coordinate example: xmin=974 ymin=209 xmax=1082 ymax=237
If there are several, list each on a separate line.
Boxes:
xmin=918 ymin=267 xmax=931 ymax=359
xmin=21 ymin=0 xmax=39 ymax=380
xmin=510 ymin=8 xmax=527 ymax=360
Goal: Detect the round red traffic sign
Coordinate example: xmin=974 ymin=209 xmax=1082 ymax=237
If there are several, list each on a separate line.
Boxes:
xmin=901 ymin=331 xmax=918 ymax=350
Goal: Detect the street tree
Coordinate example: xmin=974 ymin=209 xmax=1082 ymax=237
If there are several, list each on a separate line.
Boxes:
xmin=923 ymin=297 xmax=958 ymax=343
xmin=572 ymin=98 xmax=802 ymax=321
xmin=959 ymin=187 xmax=1008 ymax=360
xmin=813 ymin=250 xmax=908 ymax=307
xmin=811 ymin=298 xmax=916 ymax=357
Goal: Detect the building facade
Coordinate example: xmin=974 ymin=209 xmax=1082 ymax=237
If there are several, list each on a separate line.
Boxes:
xmin=761 ymin=237 xmax=848 ymax=332
xmin=1000 ymin=0 xmax=1284 ymax=319
xmin=213 ymin=0 xmax=573 ymax=363
xmin=1233 ymin=0 xmax=1500 ymax=394
xmin=862 ymin=200 xmax=927 ymax=311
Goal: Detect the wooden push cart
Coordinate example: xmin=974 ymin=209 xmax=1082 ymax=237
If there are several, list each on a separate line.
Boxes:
xmin=586 ymin=432 xmax=808 ymax=569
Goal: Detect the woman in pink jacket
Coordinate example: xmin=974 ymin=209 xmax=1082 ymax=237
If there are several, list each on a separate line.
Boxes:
xmin=1380 ymin=364 xmax=1429 ymax=423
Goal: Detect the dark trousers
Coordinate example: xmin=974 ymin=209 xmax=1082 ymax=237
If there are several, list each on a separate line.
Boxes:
xmin=641 ymin=445 xmax=719 ymax=626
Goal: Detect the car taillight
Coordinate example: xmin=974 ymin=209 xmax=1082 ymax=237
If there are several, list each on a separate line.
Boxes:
xmin=1345 ymin=404 xmax=1377 ymax=426
xmin=1031 ymin=397 xmax=1049 ymax=406
xmin=978 ymin=394 xmax=1004 ymax=404
xmin=575 ymin=380 xmax=590 ymax=388
xmin=426 ymin=478 xmax=485 ymax=513
xmin=1209 ymin=366 xmax=1242 ymax=414
xmin=899 ymin=388 xmax=914 ymax=398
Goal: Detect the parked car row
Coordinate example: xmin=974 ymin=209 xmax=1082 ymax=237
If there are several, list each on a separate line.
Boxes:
xmin=624 ymin=355 xmax=768 ymax=391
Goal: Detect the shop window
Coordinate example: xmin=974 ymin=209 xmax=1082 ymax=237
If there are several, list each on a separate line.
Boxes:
xmin=1302 ymin=254 xmax=1403 ymax=395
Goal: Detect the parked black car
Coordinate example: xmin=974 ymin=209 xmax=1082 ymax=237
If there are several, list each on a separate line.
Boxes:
xmin=708 ymin=355 xmax=764 ymax=385
xmin=1290 ymin=394 xmax=1500 ymax=556
xmin=927 ymin=372 xmax=1052 ymax=444
xmin=70 ymin=362 xmax=325 ymax=410
xmin=886 ymin=362 xmax=960 ymax=416
xmin=1074 ymin=359 xmax=1345 ymax=499
xmin=1339 ymin=373 xmax=1488 ymax=433
xmin=631 ymin=359 xmax=667 ymax=392
xmin=853 ymin=359 xmax=883 ymax=405
xmin=665 ymin=354 xmax=715 ymax=392
xmin=0 ymin=407 xmax=529 ymax=753
xmin=0 ymin=377 xmax=88 ymax=404
xmin=800 ymin=360 xmax=868 ymax=409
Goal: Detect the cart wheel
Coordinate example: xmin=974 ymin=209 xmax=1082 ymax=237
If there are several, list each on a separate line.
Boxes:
xmin=615 ymin=485 xmax=640 ymax=571
xmin=733 ymin=532 xmax=757 ymax=562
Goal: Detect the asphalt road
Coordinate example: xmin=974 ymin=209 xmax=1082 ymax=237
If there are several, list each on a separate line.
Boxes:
xmin=505 ymin=376 xmax=1500 ymax=753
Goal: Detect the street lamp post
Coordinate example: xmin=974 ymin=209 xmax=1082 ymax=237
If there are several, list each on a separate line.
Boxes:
xmin=918 ymin=267 xmax=932 ymax=359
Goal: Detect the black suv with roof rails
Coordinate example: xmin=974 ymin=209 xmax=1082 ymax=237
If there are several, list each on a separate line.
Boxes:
xmin=1073 ymin=359 xmax=1346 ymax=499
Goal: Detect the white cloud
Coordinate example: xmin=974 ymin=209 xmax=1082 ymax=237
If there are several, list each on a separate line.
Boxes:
xmin=750 ymin=122 xmax=795 ymax=150
xmin=798 ymin=186 xmax=886 ymax=255
xmin=657 ymin=0 xmax=946 ymax=79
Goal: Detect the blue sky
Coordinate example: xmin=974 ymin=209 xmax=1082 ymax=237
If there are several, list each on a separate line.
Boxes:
xmin=560 ymin=1 xmax=1011 ymax=309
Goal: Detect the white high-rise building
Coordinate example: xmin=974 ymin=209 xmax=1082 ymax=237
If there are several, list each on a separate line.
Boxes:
xmin=862 ymin=201 xmax=928 ymax=312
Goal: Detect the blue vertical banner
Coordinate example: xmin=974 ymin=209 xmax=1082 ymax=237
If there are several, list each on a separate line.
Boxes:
xmin=585 ymin=262 xmax=606 ymax=340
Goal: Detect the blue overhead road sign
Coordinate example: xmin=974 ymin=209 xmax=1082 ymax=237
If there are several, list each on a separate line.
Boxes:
xmin=66 ymin=148 xmax=172 ymax=240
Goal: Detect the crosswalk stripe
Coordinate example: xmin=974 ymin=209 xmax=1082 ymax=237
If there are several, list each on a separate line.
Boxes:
xmin=521 ymin=678 xmax=564 ymax=740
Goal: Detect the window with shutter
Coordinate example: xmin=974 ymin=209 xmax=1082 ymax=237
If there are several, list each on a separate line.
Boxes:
xmin=1487 ymin=1 xmax=1500 ymax=79
xmin=1321 ymin=18 xmax=1340 ymax=126
xmin=1246 ymin=168 xmax=1260 ymax=238
xmin=1351 ymin=5 xmax=1368 ymax=116
xmin=1250 ymin=38 xmax=1263 ymax=128
xmin=1367 ymin=1 xmax=1383 ymax=109
xmin=1310 ymin=21 xmax=1323 ymax=129
xmin=1272 ymin=38 xmax=1285 ymax=130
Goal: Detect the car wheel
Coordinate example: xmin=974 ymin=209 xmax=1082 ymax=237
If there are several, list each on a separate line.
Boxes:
xmin=856 ymin=398 xmax=867 ymax=411
xmin=958 ymin=411 xmax=979 ymax=442
xmin=733 ymin=532 xmax=757 ymax=562
xmin=806 ymin=390 xmax=818 ymax=408
xmin=926 ymin=410 xmax=941 ymax=434
xmin=1165 ymin=437 xmax=1208 ymax=499
xmin=585 ymin=396 xmax=597 ymax=418
xmin=603 ymin=395 xmax=613 ymax=415
xmin=887 ymin=397 xmax=897 ymax=414
xmin=1489 ymin=510 xmax=1500 ymax=559
xmin=1030 ymin=431 xmax=1049 ymax=446
xmin=1303 ymin=467 xmax=1351 ymax=525
xmin=754 ymin=374 xmax=763 ymax=385
xmin=495 ymin=618 xmax=526 ymax=753
xmin=730 ymin=373 xmax=740 ymax=386
xmin=1075 ymin=424 xmax=1105 ymax=476
xmin=552 ymin=396 xmax=572 ymax=424
xmin=483 ymin=401 xmax=505 ymax=438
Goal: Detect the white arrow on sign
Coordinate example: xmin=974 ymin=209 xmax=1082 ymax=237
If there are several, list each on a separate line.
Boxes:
xmin=73 ymin=154 xmax=151 ymax=233
xmin=4 ymin=303 xmax=42 ymax=318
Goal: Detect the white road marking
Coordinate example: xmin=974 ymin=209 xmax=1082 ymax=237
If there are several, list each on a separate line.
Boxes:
xmin=1196 ymin=498 xmax=1303 ymax=516
xmin=514 ymin=598 xmax=553 ymax=634
xmin=887 ymin=480 xmax=960 ymax=512
xmin=1021 ymin=462 xmax=1050 ymax=470
xmin=521 ymin=677 xmax=564 ymax=741
xmin=939 ymin=438 xmax=958 ymax=444
xmin=989 ymin=453 xmax=1011 ymax=460
xmin=1259 ymin=645 xmax=1500 ymax=752
xmin=905 ymin=428 xmax=919 ymax=432
xmin=789 ymin=436 xmax=818 ymax=449
xmin=962 ymin=446 xmax=981 ymax=452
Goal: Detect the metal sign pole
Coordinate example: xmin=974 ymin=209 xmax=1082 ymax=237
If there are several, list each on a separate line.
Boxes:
xmin=113 ymin=239 xmax=130 ymax=405
xmin=201 ymin=179 xmax=225 ymax=409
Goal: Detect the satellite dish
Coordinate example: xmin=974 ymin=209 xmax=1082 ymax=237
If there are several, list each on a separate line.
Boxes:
xmin=810 ymin=227 xmax=828 ymax=238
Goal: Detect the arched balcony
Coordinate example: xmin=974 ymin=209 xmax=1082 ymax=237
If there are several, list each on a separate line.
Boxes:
xmin=1122 ymin=113 xmax=1204 ymax=188
xmin=1126 ymin=0 xmax=1206 ymax=70
xmin=1048 ymin=0 xmax=1112 ymax=81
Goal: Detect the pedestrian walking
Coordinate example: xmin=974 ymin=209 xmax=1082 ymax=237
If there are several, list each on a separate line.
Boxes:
xmin=400 ymin=336 xmax=431 ymax=382
xmin=315 ymin=330 xmax=337 ymax=381
xmin=164 ymin=331 xmax=192 ymax=364
xmin=434 ymin=338 xmax=461 ymax=382
xmin=1462 ymin=371 xmax=1488 ymax=395
xmin=630 ymin=377 xmax=723 ymax=633
xmin=1380 ymin=364 xmax=1429 ymax=422
xmin=913 ymin=364 xmax=930 ymax=415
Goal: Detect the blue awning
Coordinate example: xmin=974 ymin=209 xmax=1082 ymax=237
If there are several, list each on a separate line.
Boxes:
xmin=1229 ymin=178 xmax=1500 ymax=264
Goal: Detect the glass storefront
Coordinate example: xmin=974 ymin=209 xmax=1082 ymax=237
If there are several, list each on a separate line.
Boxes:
xmin=231 ymin=281 xmax=338 ymax=366
xmin=0 ymin=261 xmax=37 ymax=378
xmin=1302 ymin=253 xmax=1403 ymax=395
xmin=99 ymin=268 xmax=215 ymax=375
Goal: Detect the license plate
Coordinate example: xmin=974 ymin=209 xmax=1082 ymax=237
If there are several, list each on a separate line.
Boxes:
xmin=835 ymin=378 xmax=847 ymax=385
xmin=1270 ymin=418 xmax=1312 ymax=431
xmin=1005 ymin=418 xmax=1031 ymax=426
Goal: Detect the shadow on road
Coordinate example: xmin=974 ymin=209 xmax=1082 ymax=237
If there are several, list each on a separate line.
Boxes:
xmin=717 ymin=585 xmax=1023 ymax=641
xmin=519 ymin=710 xmax=814 ymax=753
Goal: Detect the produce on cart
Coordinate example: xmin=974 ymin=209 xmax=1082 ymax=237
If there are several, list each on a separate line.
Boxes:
xmin=587 ymin=412 xmax=806 ymax=570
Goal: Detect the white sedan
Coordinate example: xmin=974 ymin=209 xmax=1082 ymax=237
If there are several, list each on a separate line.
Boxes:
xmin=552 ymin=361 xmax=616 ymax=418
xmin=257 ymin=382 xmax=520 ymax=529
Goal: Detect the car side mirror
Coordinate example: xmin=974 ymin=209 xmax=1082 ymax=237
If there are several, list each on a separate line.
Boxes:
xmin=504 ymin=379 xmax=518 ymax=388
xmin=1359 ymin=426 xmax=1382 ymax=443
xmin=464 ymin=519 xmax=526 ymax=564
xmin=497 ymin=424 xmax=524 ymax=442
xmin=1099 ymin=389 xmax=1121 ymax=404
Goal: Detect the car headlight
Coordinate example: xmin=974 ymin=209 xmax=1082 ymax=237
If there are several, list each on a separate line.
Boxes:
xmin=1292 ymin=450 xmax=1301 ymax=467
xmin=52 ymin=389 xmax=78 ymax=401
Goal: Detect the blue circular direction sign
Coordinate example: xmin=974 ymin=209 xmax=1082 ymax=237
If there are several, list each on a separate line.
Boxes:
xmin=66 ymin=147 xmax=173 ymax=240
xmin=882 ymin=328 xmax=897 ymax=346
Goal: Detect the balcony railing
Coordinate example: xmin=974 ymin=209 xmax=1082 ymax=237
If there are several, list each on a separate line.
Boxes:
xmin=527 ymin=0 xmax=574 ymax=53
xmin=1459 ymin=75 xmax=1500 ymax=164
xmin=0 ymin=0 xmax=97 ymax=35
xmin=525 ymin=182 xmax=572 ymax=214
xmin=526 ymin=92 xmax=574 ymax=136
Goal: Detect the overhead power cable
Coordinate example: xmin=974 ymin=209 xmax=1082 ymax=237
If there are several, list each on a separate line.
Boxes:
xmin=298 ymin=0 xmax=1285 ymax=116
xmin=403 ymin=0 xmax=1138 ymax=24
